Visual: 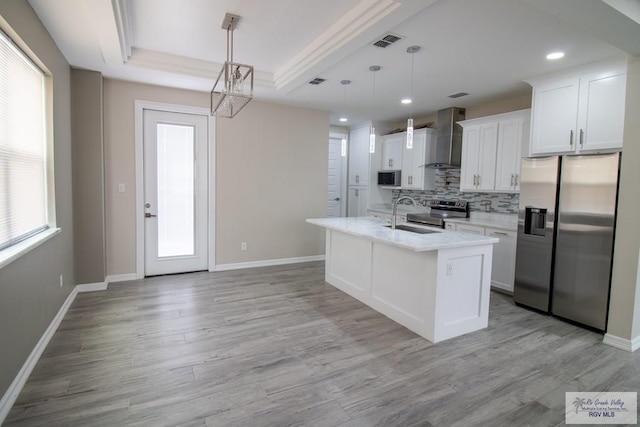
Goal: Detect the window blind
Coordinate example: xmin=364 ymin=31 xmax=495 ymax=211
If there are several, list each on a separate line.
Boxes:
xmin=0 ymin=30 xmax=48 ymax=251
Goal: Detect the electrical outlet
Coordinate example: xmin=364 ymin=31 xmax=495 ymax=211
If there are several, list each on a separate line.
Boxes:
xmin=241 ymin=242 xmax=247 ymax=251
xmin=59 ymin=274 xmax=63 ymax=288
xmin=446 ymin=263 xmax=453 ymax=276
xmin=118 ymin=183 xmax=125 ymax=193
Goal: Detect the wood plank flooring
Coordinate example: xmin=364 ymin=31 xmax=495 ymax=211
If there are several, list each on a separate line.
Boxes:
xmin=6 ymin=261 xmax=640 ymax=426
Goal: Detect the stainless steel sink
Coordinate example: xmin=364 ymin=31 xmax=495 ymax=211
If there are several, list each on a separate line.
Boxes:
xmin=384 ymin=224 xmax=440 ymax=234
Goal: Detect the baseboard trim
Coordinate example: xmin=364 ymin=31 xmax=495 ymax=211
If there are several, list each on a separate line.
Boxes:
xmin=214 ymin=255 xmax=325 ymax=272
xmin=0 ymin=287 xmax=78 ymax=424
xmin=603 ymin=333 xmax=640 ymax=352
xmin=106 ymin=273 xmax=137 ymax=283
xmin=76 ymin=282 xmax=107 ymax=292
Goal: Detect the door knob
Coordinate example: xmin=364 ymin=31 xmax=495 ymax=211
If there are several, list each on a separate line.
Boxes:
xmin=145 ymin=213 xmax=157 ymax=218
xmin=333 ymin=197 xmax=340 ymax=201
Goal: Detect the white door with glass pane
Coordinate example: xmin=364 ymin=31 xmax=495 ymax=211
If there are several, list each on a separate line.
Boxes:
xmin=143 ymin=109 xmax=208 ymax=276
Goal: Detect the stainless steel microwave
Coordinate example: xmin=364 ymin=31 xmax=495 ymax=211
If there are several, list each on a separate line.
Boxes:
xmin=378 ymin=170 xmax=401 ymax=186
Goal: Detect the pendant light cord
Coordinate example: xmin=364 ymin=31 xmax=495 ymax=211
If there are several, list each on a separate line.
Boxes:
xmin=410 ymin=51 xmax=414 ymax=119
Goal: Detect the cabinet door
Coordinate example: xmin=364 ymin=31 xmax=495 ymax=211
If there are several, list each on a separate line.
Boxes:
xmin=381 ymin=136 xmax=403 ymax=171
xmin=404 ymin=131 xmax=427 ymax=189
xmin=530 ymin=77 xmax=580 ymax=155
xmin=347 ymin=187 xmax=368 ymax=217
xmin=578 ymin=69 xmax=626 ymax=152
xmin=486 ymin=228 xmax=516 ymax=292
xmin=348 ymin=127 xmax=370 ymax=185
xmin=495 ymin=119 xmax=522 ymax=192
xmin=455 ymin=224 xmax=485 ymax=235
xmin=460 ymin=126 xmax=481 ymax=191
xmin=477 ymin=123 xmax=498 ymax=191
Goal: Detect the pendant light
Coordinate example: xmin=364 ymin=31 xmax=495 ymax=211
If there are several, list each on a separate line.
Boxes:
xmin=369 ymin=65 xmax=380 ymax=154
xmin=405 ymin=46 xmax=420 ymax=149
xmin=339 ymin=79 xmax=351 ymax=123
xmin=210 ymin=13 xmax=254 ymax=118
xmin=339 ymin=80 xmax=351 ymax=156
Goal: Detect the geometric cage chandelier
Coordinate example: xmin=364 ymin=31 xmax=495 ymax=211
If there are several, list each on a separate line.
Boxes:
xmin=210 ymin=13 xmax=254 ymax=118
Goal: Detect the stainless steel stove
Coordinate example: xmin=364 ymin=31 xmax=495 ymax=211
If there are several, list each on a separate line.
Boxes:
xmin=406 ymin=200 xmax=469 ymax=228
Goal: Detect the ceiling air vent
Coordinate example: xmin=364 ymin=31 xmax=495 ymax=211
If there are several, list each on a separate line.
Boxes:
xmin=448 ymin=92 xmax=469 ymax=99
xmin=373 ymin=33 xmax=402 ymax=48
xmin=308 ymin=78 xmax=326 ymax=85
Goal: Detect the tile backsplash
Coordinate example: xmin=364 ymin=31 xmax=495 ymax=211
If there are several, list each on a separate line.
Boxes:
xmin=392 ymin=169 xmax=519 ymax=214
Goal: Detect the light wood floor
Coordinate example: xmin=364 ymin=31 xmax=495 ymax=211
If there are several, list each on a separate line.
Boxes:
xmin=6 ymin=261 xmax=640 ymax=426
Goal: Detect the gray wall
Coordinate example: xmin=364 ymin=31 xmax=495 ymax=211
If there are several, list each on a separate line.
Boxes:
xmin=102 ymin=79 xmax=329 ymax=275
xmin=71 ymin=69 xmax=105 ymax=284
xmin=608 ymin=55 xmax=640 ymax=341
xmin=0 ymin=1 xmax=75 ymax=398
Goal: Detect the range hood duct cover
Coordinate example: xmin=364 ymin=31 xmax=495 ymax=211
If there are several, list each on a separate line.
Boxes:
xmin=426 ymin=107 xmax=466 ymax=169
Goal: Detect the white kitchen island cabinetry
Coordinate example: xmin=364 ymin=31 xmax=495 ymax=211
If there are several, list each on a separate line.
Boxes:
xmin=307 ymin=217 xmax=497 ymax=343
xmin=527 ymin=62 xmax=626 ymax=155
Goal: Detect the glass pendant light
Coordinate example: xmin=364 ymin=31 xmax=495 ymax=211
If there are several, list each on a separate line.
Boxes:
xmin=339 ymin=79 xmax=351 ymax=124
xmin=405 ymin=46 xmax=420 ymax=149
xmin=369 ymin=65 xmax=380 ymax=154
xmin=339 ymin=79 xmax=351 ymax=156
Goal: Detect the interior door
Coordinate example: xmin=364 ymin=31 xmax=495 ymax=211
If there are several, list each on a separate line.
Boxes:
xmin=327 ymin=138 xmax=343 ymax=217
xmin=143 ymin=109 xmax=208 ymax=276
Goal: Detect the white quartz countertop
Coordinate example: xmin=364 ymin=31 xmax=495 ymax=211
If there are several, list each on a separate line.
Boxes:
xmin=367 ymin=204 xmax=427 ymax=214
xmin=307 ymin=217 xmax=498 ymax=252
xmin=444 ymin=212 xmax=518 ymax=231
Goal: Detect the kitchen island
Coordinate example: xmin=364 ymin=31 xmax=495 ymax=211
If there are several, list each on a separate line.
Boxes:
xmin=307 ymin=217 xmax=498 ymax=343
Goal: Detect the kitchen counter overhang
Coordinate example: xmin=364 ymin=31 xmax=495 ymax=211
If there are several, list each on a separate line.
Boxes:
xmin=307 ymin=217 xmax=498 ymax=343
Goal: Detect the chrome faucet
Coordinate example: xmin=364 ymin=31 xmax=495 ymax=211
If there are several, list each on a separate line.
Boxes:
xmin=392 ymin=196 xmax=418 ymax=230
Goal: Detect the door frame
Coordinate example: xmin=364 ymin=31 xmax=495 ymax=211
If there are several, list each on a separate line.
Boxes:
xmin=329 ymin=131 xmax=348 ymax=217
xmin=134 ymin=100 xmax=216 ymax=279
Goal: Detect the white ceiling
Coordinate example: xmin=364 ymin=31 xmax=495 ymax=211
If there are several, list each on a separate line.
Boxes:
xmin=28 ymin=0 xmax=640 ymax=126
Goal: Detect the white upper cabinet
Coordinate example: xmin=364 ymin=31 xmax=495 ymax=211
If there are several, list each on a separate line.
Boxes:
xmin=528 ymin=62 xmax=626 ymax=156
xmin=381 ymin=135 xmax=403 ymax=171
xmin=495 ymin=113 xmax=529 ymax=192
xmin=348 ymin=126 xmax=370 ymax=185
xmin=401 ymin=128 xmax=436 ymax=190
xmin=460 ymin=123 xmax=498 ymax=191
xmin=460 ymin=109 xmax=530 ymax=193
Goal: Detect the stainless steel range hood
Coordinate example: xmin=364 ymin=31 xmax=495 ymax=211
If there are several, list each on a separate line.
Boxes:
xmin=425 ymin=107 xmax=466 ymax=169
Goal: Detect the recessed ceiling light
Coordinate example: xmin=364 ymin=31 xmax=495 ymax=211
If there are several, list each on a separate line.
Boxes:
xmin=546 ymin=51 xmax=565 ymax=60
xmin=339 ymin=117 xmax=348 ymax=122
xmin=401 ymin=98 xmax=412 ymax=104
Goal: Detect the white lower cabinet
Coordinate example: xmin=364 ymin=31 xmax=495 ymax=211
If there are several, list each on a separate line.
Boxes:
xmin=485 ymin=227 xmax=516 ymax=293
xmin=348 ymin=187 xmax=368 ymax=217
xmin=449 ymin=222 xmax=516 ymax=292
xmin=366 ymin=210 xmax=405 ymax=224
xmin=454 ymin=224 xmax=485 ymax=235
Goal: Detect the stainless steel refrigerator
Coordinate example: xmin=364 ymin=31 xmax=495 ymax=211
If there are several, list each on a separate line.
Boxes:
xmin=513 ymin=153 xmax=620 ymax=331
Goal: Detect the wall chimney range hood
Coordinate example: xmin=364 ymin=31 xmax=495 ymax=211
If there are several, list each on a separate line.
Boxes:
xmin=426 ymin=107 xmax=466 ymax=169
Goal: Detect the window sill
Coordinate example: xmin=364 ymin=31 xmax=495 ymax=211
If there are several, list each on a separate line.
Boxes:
xmin=0 ymin=228 xmax=61 ymax=270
